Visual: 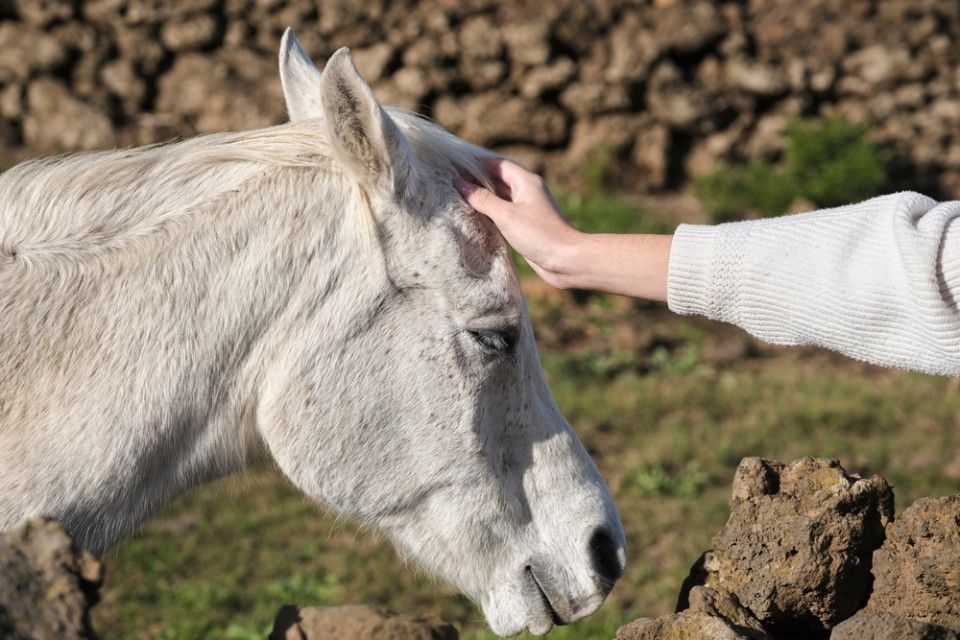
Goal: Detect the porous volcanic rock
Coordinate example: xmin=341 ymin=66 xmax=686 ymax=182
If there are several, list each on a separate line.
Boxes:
xmin=0 ymin=518 xmax=103 ymax=640
xmin=867 ymin=496 xmax=960 ymax=629
xmin=615 ymin=586 xmax=770 ymax=640
xmin=155 ymin=49 xmax=280 ymax=134
xmin=681 ymin=457 xmax=894 ymax=637
xmin=268 ymin=604 xmax=459 ymax=640
xmin=831 ymin=610 xmax=960 ymax=640
xmin=22 ymin=78 xmax=114 ymax=151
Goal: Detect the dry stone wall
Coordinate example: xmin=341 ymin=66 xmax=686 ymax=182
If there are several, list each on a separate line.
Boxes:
xmin=1 ymin=0 xmax=959 ymax=194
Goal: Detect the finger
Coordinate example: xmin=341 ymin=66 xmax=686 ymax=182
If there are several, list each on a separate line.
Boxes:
xmin=453 ymin=177 xmax=513 ymax=223
xmin=488 ymin=172 xmax=513 ymax=201
xmin=474 ymin=157 xmax=513 ymax=200
xmin=480 ymin=157 xmax=539 ymax=193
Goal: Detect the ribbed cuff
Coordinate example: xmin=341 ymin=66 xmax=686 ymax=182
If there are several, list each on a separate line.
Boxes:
xmin=667 ymin=224 xmax=719 ymax=317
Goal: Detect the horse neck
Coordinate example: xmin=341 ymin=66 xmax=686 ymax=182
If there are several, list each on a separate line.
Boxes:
xmin=0 ymin=166 xmax=377 ymax=552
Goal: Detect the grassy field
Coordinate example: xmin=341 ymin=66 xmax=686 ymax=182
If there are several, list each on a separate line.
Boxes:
xmin=91 ymin=194 xmax=960 ymax=639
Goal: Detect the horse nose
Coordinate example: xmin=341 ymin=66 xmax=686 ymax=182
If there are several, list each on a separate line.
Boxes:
xmin=588 ymin=526 xmax=624 ymax=594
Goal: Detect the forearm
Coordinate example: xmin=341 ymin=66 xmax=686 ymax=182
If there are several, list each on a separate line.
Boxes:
xmin=558 ymin=233 xmax=673 ymax=301
xmin=667 ymin=192 xmax=960 ymax=375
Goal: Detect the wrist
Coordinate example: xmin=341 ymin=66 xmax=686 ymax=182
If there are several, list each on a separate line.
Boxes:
xmin=555 ymin=233 xmax=673 ymax=300
xmin=546 ymin=231 xmax=596 ymax=290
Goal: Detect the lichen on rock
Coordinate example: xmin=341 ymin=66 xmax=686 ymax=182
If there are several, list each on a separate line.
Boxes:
xmin=867 ymin=496 xmax=960 ymax=630
xmin=679 ymin=457 xmax=895 ymax=637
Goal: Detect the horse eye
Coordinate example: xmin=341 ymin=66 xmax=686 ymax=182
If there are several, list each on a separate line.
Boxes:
xmin=468 ymin=327 xmax=518 ymax=356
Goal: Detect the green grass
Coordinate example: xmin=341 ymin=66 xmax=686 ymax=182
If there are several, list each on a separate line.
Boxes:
xmin=693 ymin=116 xmax=889 ymax=221
xmin=691 ymin=160 xmax=797 ymax=222
xmin=560 ymin=193 xmax=671 ymax=236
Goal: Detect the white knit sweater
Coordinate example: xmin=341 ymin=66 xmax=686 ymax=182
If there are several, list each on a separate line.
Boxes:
xmin=667 ymin=192 xmax=960 ymax=376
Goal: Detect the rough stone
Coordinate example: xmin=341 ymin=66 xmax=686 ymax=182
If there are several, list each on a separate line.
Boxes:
xmin=615 ymin=586 xmax=770 ymax=640
xmin=101 ymin=59 xmax=146 ymax=106
xmin=459 ymin=58 xmax=506 ymax=91
xmin=0 ymin=84 xmax=23 ymax=120
xmin=651 ymin=0 xmax=727 ymax=55
xmin=112 ymin=24 xmax=167 ymax=74
xmin=843 ymin=45 xmax=925 ymax=87
xmin=156 ymin=50 xmax=281 ymax=133
xmin=352 ymin=42 xmax=396 ymax=83
xmin=0 ymin=23 xmax=67 ymax=83
xmin=631 ymin=121 xmax=671 ymax=190
xmin=501 ymin=22 xmax=550 ymax=68
xmin=831 ymin=610 xmax=960 ymax=640
xmin=605 ymin=15 xmax=658 ymax=82
xmin=560 ymin=81 xmax=632 ymax=116
xmin=615 ymin=614 xmax=757 ymax=640
xmin=160 ymin=13 xmax=220 ymax=51
xmin=684 ymin=115 xmax=752 ymax=177
xmin=647 ymin=61 xmax=712 ymax=129
xmin=0 ymin=518 xmax=103 ymax=640
xmin=867 ymin=496 xmax=960 ymax=629
xmin=458 ymin=15 xmax=502 ymax=60
xmin=682 ymin=457 xmax=894 ymax=636
xmin=728 ymin=457 xmax=781 ymax=501
xmin=741 ymin=98 xmax=806 ymax=159
xmin=392 ymin=66 xmax=432 ymax=102
xmin=519 ymin=57 xmax=576 ymax=99
xmin=725 ymin=59 xmax=788 ymax=96
xmin=402 ymin=37 xmax=443 ymax=68
xmin=688 ymin=586 xmax=770 ymax=638
xmin=268 ymin=604 xmax=458 ymax=640
xmin=133 ymin=112 xmax=189 ymax=145
xmin=13 ymin=0 xmax=74 ymax=27
xmin=23 ymin=78 xmax=115 ymax=151
xmin=435 ymin=92 xmax=567 ymax=148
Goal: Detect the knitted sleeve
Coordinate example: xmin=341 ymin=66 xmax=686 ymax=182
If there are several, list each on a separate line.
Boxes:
xmin=667 ymin=192 xmax=960 ymax=375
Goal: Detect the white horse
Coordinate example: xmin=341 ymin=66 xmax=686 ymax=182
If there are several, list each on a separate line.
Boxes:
xmin=0 ymin=29 xmax=625 ymax=636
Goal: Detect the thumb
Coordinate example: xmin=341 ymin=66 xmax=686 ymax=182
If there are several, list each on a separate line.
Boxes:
xmin=453 ymin=177 xmax=513 ymax=223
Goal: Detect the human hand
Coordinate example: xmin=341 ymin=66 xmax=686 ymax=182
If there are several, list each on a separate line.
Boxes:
xmin=454 ymin=157 xmax=672 ymax=301
xmin=453 ymin=158 xmax=583 ymax=288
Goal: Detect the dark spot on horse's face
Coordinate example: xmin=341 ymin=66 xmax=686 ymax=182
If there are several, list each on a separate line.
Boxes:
xmin=457 ymin=234 xmax=495 ymax=278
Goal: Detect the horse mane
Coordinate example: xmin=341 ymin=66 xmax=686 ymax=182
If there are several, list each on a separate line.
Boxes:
xmin=0 ymin=108 xmax=490 ymax=266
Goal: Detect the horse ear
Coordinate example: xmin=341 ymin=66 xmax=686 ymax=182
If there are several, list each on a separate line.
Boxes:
xmin=278 ymin=28 xmax=325 ymax=122
xmin=320 ymin=46 xmax=412 ymax=191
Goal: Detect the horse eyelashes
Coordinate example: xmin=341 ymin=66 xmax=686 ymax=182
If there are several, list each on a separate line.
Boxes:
xmin=468 ymin=327 xmax=518 ymax=356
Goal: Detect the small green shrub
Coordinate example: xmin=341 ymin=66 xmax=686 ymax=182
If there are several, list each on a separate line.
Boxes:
xmin=691 ymin=161 xmax=797 ymax=222
xmin=560 ymin=192 xmax=670 ymax=236
xmin=693 ymin=117 xmax=888 ymax=222
xmin=648 ymin=344 xmax=700 ymax=375
xmin=783 ymin=117 xmax=889 ymax=208
xmin=582 ymin=144 xmax=614 ymax=196
xmin=545 ymin=349 xmax=640 ymax=380
xmin=626 ymin=460 xmax=710 ymax=498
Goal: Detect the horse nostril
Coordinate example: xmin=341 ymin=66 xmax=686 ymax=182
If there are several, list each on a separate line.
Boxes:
xmin=589 ymin=526 xmax=623 ymax=593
